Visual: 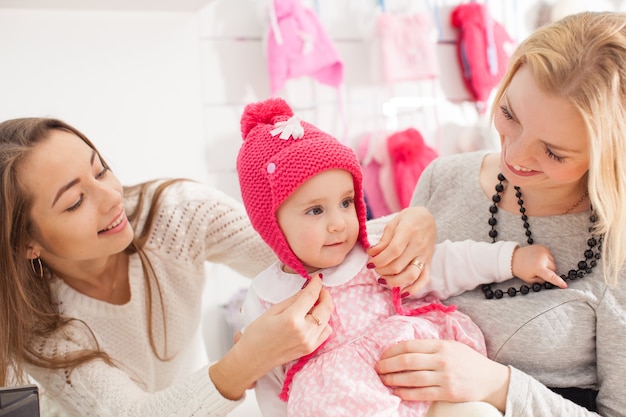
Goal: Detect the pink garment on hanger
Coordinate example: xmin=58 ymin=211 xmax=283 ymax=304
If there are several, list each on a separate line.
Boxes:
xmin=451 ymin=3 xmax=514 ymax=111
xmin=357 ymin=132 xmax=393 ymax=218
xmin=378 ymin=139 xmax=402 ymax=213
xmin=387 ymin=128 xmax=438 ymax=209
xmin=376 ymin=12 xmax=439 ymax=83
xmin=267 ymin=0 xmax=343 ymax=96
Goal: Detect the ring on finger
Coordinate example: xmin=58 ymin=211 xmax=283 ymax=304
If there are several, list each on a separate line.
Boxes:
xmin=411 ymin=256 xmax=425 ymax=271
xmin=307 ymin=312 xmax=322 ymax=326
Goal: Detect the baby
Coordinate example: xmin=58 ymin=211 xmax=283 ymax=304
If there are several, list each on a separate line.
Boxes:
xmin=236 ymin=98 xmax=559 ymax=417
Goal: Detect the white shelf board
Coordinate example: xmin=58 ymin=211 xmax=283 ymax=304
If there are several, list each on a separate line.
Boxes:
xmin=0 ymin=0 xmax=211 ymax=11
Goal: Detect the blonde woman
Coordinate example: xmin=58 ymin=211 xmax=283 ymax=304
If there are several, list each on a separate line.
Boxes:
xmin=377 ymin=12 xmax=626 ymax=416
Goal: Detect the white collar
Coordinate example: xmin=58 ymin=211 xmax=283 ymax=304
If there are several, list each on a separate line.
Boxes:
xmin=251 ymin=246 xmax=369 ymax=304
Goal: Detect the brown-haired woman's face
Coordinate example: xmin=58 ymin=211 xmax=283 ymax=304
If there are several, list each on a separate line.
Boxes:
xmin=21 ymin=130 xmax=133 ymax=266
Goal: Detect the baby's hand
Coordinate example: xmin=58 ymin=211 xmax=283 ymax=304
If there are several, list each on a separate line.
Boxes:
xmin=512 ymin=245 xmax=567 ymax=289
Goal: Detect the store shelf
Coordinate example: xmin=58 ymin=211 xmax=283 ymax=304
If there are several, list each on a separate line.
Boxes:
xmin=0 ymin=0 xmax=211 ymax=12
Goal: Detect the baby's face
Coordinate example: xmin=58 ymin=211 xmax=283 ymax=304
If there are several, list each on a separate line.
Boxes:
xmin=277 ymin=169 xmax=359 ymax=274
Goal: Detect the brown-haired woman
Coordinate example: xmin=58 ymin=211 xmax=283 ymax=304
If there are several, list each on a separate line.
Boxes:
xmin=0 ymin=117 xmax=431 ymax=416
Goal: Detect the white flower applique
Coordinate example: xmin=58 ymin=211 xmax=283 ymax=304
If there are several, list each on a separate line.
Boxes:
xmin=298 ymin=31 xmax=313 ymax=54
xmin=270 ymin=116 xmax=304 ymax=140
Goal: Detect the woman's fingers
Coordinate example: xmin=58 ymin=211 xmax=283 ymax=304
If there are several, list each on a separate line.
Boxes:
xmin=278 ymin=274 xmax=334 ymax=327
xmin=377 ymin=339 xmax=439 ymax=370
xmin=376 ymin=339 xmax=509 ymax=410
xmin=262 ymin=273 xmax=333 ymax=352
xmin=367 ymin=207 xmax=436 ymax=294
xmin=375 ymin=340 xmax=445 ymax=401
xmin=393 ymin=265 xmax=431 ymax=296
xmin=273 ymin=274 xmax=323 ymax=314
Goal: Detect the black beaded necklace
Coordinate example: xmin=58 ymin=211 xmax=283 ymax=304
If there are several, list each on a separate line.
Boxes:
xmin=483 ymin=173 xmax=602 ymax=299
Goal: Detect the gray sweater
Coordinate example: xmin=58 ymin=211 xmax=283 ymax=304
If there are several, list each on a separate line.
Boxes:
xmin=412 ymin=151 xmax=626 ymax=417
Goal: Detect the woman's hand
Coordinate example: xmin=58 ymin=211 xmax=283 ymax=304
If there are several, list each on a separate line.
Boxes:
xmin=375 ymin=339 xmax=509 ymax=412
xmin=367 ymin=206 xmax=436 ymax=296
xmin=209 ymin=275 xmax=333 ymax=400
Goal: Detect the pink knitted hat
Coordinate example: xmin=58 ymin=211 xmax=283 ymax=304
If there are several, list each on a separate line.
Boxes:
xmin=237 ymin=98 xmax=369 ymax=279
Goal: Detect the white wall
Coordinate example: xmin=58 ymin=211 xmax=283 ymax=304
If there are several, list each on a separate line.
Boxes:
xmin=0 ymin=8 xmax=208 ymax=185
xmin=0 ymin=0 xmax=622 ymax=195
xmin=0 ymin=0 xmax=538 ymax=199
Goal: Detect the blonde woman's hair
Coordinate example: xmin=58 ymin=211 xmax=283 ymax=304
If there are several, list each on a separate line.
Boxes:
xmin=491 ymin=11 xmax=626 ymax=284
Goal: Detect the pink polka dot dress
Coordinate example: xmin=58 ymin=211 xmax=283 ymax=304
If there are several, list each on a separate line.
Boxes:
xmin=240 ymin=240 xmax=519 ymax=417
xmin=284 ymin=267 xmax=485 ymax=416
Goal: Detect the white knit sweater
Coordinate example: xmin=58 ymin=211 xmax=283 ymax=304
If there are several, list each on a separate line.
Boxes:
xmin=26 ymin=180 xmax=275 ymax=417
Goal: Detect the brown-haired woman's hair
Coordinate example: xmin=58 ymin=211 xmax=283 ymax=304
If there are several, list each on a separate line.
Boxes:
xmin=0 ymin=118 xmax=179 ymax=386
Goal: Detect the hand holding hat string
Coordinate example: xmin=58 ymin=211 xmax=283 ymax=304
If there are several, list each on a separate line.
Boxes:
xmin=213 ymin=274 xmax=332 ymax=401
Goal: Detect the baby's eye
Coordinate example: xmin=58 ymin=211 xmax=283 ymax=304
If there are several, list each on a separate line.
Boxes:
xmin=341 ymin=197 xmax=354 ymax=208
xmin=306 ymin=206 xmax=324 ymax=216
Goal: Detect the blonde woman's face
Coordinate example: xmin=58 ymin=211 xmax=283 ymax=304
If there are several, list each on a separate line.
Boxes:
xmin=276 ymin=169 xmax=359 ymax=274
xmin=494 ymin=66 xmax=590 ymax=190
xmin=22 ymin=130 xmax=133 ymax=267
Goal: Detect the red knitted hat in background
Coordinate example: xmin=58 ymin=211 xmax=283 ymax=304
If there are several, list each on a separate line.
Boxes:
xmin=451 ymin=2 xmax=514 ymax=111
xmin=237 ymin=98 xmax=369 ymax=279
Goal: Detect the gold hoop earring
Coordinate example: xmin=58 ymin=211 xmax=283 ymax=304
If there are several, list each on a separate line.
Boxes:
xmin=30 ymin=257 xmax=44 ymax=279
